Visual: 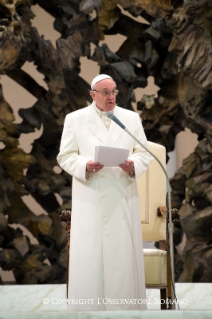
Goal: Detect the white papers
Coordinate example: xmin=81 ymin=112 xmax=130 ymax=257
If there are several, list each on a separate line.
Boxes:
xmin=94 ymin=146 xmax=129 ymax=167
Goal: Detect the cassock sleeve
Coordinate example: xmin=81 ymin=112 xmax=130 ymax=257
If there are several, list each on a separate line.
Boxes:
xmin=128 ymin=113 xmax=153 ymax=179
xmin=57 ymin=114 xmax=89 ymax=183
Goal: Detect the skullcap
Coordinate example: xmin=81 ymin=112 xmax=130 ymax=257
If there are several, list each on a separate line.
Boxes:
xmin=91 ymin=74 xmax=113 ymax=89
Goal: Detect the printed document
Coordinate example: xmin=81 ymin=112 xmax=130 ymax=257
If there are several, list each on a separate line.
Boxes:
xmin=94 ymin=146 xmax=129 ymax=167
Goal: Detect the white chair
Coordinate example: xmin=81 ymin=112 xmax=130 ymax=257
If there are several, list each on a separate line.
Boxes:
xmin=137 ymin=141 xmax=171 ymax=310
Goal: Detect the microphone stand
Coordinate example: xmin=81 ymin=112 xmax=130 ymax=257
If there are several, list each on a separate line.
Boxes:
xmin=107 ymin=112 xmax=176 ymax=308
xmin=125 ymin=128 xmax=175 ymax=307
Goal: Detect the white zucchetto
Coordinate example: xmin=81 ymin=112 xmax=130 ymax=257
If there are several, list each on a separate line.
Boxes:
xmin=91 ymin=74 xmax=113 ymax=89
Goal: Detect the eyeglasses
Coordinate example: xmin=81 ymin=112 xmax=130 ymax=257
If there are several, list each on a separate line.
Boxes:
xmin=93 ymin=89 xmax=119 ymax=97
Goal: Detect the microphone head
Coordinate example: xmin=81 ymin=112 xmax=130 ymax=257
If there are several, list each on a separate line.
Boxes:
xmin=107 ymin=111 xmax=113 ymax=119
xmin=106 ymin=111 xmax=126 ymax=129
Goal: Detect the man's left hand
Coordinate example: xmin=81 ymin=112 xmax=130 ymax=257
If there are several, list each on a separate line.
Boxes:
xmin=119 ymin=160 xmax=134 ymax=173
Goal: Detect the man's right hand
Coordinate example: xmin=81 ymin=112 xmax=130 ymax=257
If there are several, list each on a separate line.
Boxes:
xmin=86 ymin=160 xmax=104 ymax=173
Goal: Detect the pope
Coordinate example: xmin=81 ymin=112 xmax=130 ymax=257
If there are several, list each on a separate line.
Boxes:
xmin=57 ymin=74 xmax=153 ymax=311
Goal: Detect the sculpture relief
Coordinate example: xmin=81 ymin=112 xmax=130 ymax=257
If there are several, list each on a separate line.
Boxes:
xmin=0 ymin=0 xmax=212 ymax=284
xmin=0 ymin=0 xmax=33 ymax=69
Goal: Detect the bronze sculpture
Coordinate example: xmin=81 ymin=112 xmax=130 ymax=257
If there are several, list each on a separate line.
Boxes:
xmin=0 ymin=0 xmax=211 ymax=284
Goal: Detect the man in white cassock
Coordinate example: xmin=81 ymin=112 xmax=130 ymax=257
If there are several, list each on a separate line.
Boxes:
xmin=57 ymin=74 xmax=153 ymax=311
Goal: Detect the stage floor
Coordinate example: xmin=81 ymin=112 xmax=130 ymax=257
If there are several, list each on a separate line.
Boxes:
xmin=0 ymin=310 xmax=212 ymax=319
xmin=0 ymin=283 xmax=211 ymax=318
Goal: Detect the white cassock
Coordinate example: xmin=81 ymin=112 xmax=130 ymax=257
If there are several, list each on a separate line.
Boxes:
xmin=57 ymin=102 xmax=153 ymax=311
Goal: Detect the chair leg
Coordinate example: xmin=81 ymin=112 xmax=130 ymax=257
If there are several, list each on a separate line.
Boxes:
xmin=66 ymin=250 xmax=69 ymax=298
xmin=66 ymin=221 xmax=71 ymax=298
xmin=60 ymin=209 xmax=71 ymax=299
xmin=160 ymin=288 xmax=168 ymax=310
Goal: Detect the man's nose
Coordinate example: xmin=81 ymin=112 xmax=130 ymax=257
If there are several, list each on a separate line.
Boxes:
xmin=107 ymin=92 xmax=115 ymax=97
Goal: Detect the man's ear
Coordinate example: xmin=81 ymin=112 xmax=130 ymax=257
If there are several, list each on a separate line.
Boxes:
xmin=90 ymin=90 xmax=95 ymax=100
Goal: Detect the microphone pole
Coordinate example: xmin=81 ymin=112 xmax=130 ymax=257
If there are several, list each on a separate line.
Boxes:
xmin=107 ymin=111 xmax=176 ymax=307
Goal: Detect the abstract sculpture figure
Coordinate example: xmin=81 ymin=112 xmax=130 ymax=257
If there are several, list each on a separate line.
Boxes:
xmin=0 ymin=0 xmax=212 ymax=284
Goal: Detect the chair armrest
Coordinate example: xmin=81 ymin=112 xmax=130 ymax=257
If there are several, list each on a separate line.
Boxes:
xmin=60 ymin=209 xmax=72 ymax=223
xmin=157 ymin=206 xmax=180 ymax=222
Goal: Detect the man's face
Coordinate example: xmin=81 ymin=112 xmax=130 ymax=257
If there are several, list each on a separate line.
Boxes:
xmin=90 ymin=79 xmax=116 ymax=112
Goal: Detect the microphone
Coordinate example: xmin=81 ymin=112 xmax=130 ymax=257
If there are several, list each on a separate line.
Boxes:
xmin=107 ymin=111 xmax=171 ymax=190
xmin=107 ymin=110 xmax=176 ymax=307
xmin=107 ymin=111 xmax=126 ymax=129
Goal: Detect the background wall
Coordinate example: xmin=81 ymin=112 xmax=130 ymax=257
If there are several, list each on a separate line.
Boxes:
xmin=4 ymin=0 xmax=212 ymax=284
xmin=0 ymin=4 xmax=198 ymax=282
